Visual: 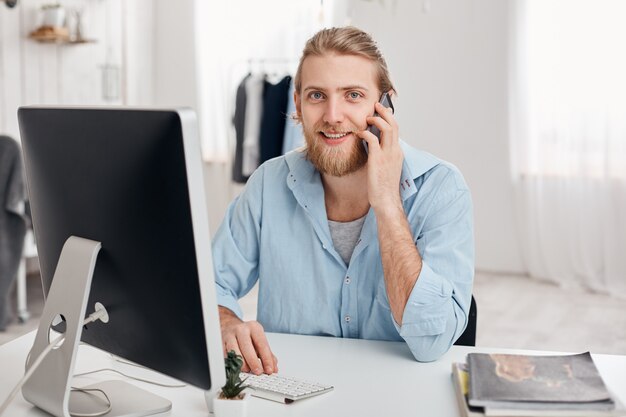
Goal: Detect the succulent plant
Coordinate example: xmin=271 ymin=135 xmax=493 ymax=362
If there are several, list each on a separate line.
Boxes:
xmin=220 ymin=350 xmax=248 ymax=399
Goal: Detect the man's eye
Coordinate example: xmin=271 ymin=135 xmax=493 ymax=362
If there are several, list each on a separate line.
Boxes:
xmin=310 ymin=92 xmax=323 ymax=100
xmin=348 ymin=92 xmax=361 ymax=100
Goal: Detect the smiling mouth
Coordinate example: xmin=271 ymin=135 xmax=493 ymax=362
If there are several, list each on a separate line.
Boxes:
xmin=319 ymin=132 xmax=352 ymax=139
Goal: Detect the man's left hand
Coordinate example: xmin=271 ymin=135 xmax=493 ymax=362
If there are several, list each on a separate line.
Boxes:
xmin=357 ymin=100 xmax=404 ymax=214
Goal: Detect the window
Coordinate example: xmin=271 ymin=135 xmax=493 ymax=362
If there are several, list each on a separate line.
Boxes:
xmin=511 ymin=0 xmax=626 ymax=179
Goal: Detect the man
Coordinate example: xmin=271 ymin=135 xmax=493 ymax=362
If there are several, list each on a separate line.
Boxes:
xmin=213 ymin=27 xmax=474 ymax=375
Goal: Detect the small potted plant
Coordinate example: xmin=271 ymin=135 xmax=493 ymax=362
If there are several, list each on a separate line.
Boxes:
xmin=41 ymin=3 xmax=65 ymax=27
xmin=213 ymin=351 xmax=250 ymax=417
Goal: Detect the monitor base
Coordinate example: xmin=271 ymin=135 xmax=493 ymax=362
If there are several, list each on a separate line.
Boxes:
xmin=70 ymin=380 xmax=172 ymax=417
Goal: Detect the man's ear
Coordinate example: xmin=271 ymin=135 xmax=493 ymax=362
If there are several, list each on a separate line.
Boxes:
xmin=294 ymin=90 xmax=302 ymax=119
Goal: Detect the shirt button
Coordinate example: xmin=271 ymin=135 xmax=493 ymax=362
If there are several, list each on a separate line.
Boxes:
xmin=345 ymin=316 xmax=351 ymax=323
xmin=345 ymin=276 xmax=351 ymax=284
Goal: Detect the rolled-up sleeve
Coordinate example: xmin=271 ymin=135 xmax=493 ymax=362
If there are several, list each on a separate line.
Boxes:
xmin=212 ymin=168 xmax=264 ymax=319
xmin=394 ymin=169 xmax=474 ymax=362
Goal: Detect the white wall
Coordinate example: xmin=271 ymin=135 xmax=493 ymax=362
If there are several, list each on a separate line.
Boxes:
xmin=152 ymin=0 xmax=197 ymax=108
xmin=348 ymin=0 xmax=524 ymax=273
xmin=123 ymin=0 xmax=156 ymax=106
xmin=0 ymin=0 xmax=155 ymax=137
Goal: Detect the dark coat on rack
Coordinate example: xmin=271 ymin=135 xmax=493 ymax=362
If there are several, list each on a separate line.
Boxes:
xmin=232 ymin=74 xmax=251 ymax=183
xmin=259 ymin=75 xmax=292 ymax=164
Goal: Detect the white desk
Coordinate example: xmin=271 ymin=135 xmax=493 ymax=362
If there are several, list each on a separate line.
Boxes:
xmin=2 ymin=331 xmax=626 ymax=416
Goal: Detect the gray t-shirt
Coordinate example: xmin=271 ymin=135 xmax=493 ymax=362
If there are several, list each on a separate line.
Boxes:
xmin=327 ymin=215 xmax=367 ymax=265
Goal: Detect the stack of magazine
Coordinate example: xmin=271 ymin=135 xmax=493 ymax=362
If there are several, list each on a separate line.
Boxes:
xmin=452 ymin=352 xmax=624 ymax=417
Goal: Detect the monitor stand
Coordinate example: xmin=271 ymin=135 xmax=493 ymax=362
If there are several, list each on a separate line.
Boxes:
xmin=21 ymin=236 xmax=172 ymax=417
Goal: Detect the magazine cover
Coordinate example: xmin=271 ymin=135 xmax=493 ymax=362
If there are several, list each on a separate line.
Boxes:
xmin=468 ymin=352 xmax=612 ymax=407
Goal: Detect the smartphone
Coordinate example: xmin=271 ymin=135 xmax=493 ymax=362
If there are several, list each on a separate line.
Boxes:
xmin=364 ymin=92 xmax=394 ymax=152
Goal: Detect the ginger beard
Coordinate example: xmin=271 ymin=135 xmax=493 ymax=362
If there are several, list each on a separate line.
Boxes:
xmin=302 ymin=121 xmax=369 ymax=177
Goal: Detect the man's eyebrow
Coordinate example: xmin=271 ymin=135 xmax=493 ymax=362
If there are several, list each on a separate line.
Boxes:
xmin=302 ymin=85 xmax=370 ymax=92
xmin=302 ymin=86 xmax=325 ymax=93
xmin=340 ymin=85 xmax=370 ymax=92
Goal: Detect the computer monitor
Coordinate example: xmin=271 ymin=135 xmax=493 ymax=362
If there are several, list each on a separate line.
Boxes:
xmin=17 ymin=107 xmax=225 ymax=416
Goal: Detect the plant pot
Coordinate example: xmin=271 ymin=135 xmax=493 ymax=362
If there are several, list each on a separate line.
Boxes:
xmin=212 ymin=391 xmax=250 ymax=417
xmin=42 ymin=7 xmax=65 ymax=28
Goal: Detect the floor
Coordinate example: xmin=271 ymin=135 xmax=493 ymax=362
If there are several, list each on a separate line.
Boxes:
xmin=0 ymin=271 xmax=44 ymax=346
xmin=2 ymin=271 xmax=626 ymax=356
xmin=473 ymin=272 xmax=626 ymax=354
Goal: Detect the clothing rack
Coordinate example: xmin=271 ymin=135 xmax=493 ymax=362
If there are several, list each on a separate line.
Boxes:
xmin=246 ymin=58 xmax=298 ymax=63
xmin=232 ymin=62 xmax=300 ymax=183
xmin=246 ymin=58 xmax=298 ymax=76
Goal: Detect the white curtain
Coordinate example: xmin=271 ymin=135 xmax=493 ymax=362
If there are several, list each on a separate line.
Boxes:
xmin=194 ymin=0 xmax=338 ymax=163
xmin=510 ymin=0 xmax=626 ymax=297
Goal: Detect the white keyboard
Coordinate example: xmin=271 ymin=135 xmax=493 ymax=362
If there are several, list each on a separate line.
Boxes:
xmin=240 ymin=372 xmax=333 ymax=403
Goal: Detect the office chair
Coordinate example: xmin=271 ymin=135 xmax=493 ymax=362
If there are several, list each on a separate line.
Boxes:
xmin=0 ymin=135 xmax=27 ymax=331
xmin=454 ymin=295 xmax=477 ymax=347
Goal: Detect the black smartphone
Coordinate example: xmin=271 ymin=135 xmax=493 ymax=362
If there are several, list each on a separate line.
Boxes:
xmin=367 ymin=92 xmax=394 ymax=141
xmin=363 ymin=93 xmax=394 ymax=153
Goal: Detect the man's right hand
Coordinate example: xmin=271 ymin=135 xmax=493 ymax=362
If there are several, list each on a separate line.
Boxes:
xmin=218 ymin=306 xmax=278 ymax=375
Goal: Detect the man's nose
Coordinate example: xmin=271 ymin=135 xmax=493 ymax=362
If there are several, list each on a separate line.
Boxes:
xmin=323 ymin=97 xmax=345 ymax=125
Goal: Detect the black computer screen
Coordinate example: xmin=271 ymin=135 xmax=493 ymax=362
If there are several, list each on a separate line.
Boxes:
xmin=19 ymin=108 xmax=213 ymax=390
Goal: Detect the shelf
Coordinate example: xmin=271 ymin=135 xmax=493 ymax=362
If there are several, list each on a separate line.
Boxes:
xmin=29 ymin=37 xmax=97 ymax=45
xmin=28 ymin=26 xmax=96 ymax=45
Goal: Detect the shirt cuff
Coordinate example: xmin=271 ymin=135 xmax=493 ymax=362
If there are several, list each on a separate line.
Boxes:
xmin=216 ymin=286 xmax=244 ymax=320
xmin=393 ymin=261 xmax=453 ymax=337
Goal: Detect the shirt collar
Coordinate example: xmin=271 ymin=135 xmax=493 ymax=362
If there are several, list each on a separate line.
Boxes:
xmin=285 ymin=140 xmax=440 ymax=201
xmin=284 ymin=146 xmax=315 ymax=187
xmin=398 ymin=140 xmax=440 ymax=200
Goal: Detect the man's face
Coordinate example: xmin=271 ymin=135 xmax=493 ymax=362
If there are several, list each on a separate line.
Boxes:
xmin=295 ymin=53 xmax=381 ymax=177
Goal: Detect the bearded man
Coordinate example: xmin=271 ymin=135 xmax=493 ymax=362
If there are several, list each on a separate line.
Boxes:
xmin=212 ymin=26 xmax=474 ymax=374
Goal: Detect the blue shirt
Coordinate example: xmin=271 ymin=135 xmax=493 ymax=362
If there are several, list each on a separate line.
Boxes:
xmin=212 ymin=141 xmax=474 ymax=362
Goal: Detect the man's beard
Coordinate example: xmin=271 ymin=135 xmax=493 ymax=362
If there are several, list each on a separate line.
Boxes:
xmin=302 ymin=122 xmax=368 ymax=177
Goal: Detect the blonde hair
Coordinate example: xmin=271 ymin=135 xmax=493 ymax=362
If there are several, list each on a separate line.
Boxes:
xmin=294 ymin=26 xmax=395 ymax=96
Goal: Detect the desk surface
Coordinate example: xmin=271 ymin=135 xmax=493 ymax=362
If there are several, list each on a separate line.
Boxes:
xmin=2 ymin=331 xmax=626 ymax=416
